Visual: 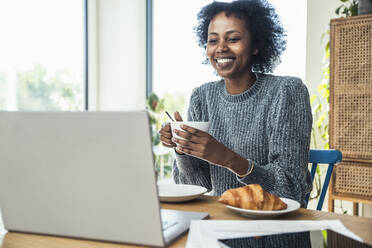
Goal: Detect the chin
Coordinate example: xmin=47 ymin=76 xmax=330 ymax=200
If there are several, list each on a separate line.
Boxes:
xmin=216 ymin=70 xmax=235 ymax=78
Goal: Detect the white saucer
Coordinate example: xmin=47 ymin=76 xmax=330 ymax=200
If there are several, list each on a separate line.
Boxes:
xmin=226 ymin=198 xmax=301 ymax=218
xmin=158 ymin=184 xmax=208 ymax=203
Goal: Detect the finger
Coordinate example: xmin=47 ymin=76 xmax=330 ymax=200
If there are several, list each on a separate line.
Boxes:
xmin=160 ymin=135 xmax=175 ymax=146
xmin=173 ymin=129 xmax=196 ymax=142
xmin=171 ymin=137 xmax=197 ymax=149
xmin=174 ymin=111 xmax=183 ymax=121
xmin=179 ymin=124 xmax=205 ymax=137
xmin=162 ymin=142 xmax=176 ymax=148
xmin=159 ymin=129 xmax=172 ymax=139
xmin=161 ymin=122 xmax=171 ymax=131
xmin=173 ymin=129 xmax=203 ymax=143
xmin=176 ymin=145 xmax=203 ymax=158
xmin=161 ymin=141 xmax=176 ymax=148
xmin=173 ymin=138 xmax=206 ymax=157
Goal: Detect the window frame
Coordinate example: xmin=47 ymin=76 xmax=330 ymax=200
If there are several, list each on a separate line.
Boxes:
xmin=146 ymin=0 xmax=153 ymax=98
xmin=84 ymin=0 xmax=89 ymax=110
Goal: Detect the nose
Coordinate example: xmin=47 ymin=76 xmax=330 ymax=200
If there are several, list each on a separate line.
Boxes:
xmin=216 ymin=40 xmax=228 ymax=53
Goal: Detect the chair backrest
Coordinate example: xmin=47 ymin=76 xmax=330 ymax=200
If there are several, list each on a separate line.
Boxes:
xmin=305 ymin=149 xmax=342 ymax=210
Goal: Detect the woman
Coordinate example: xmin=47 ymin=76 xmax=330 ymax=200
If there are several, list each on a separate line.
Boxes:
xmin=159 ymin=0 xmax=312 ymax=207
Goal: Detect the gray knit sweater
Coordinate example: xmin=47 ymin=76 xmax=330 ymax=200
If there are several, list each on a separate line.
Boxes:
xmin=173 ymin=73 xmax=312 ymax=206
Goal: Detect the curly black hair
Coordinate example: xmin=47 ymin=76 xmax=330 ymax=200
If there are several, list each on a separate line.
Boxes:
xmin=195 ymin=0 xmax=287 ymax=73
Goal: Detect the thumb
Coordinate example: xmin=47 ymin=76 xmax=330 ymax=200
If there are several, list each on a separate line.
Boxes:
xmin=174 ymin=111 xmax=183 ymax=122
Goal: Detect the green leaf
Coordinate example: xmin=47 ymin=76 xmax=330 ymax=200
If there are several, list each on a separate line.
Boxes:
xmin=318 ymin=83 xmax=328 ymax=93
xmin=350 ymin=2 xmax=358 ymax=16
xmin=322 ymin=230 xmax=328 ymax=248
xmin=310 ymin=95 xmax=317 ymax=105
xmin=342 ymin=8 xmax=349 ymax=15
xmin=335 ymin=6 xmax=342 ymax=15
xmin=147 ymin=92 xmax=159 ymax=111
xmin=155 ymin=98 xmax=165 ymax=113
xmin=149 ymin=115 xmax=156 ymax=125
xmin=316 ymin=104 xmax=322 ymax=112
xmin=316 ymin=166 xmax=322 ymax=175
xmin=316 ymin=120 xmax=322 ymax=128
xmin=152 ymin=131 xmax=160 ymax=146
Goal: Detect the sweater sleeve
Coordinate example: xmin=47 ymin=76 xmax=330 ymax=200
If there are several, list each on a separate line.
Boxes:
xmin=237 ymin=78 xmax=312 ymax=205
xmin=172 ymin=87 xmax=212 ymax=191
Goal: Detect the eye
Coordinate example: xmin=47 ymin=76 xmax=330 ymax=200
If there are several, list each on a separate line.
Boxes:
xmin=228 ymin=37 xmax=241 ymax=42
xmin=208 ymin=39 xmax=217 ymax=44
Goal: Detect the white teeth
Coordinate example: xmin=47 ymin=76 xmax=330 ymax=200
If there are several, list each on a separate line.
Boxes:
xmin=216 ymin=58 xmax=233 ymax=64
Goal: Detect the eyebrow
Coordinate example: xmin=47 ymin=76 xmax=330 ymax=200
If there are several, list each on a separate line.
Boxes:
xmin=208 ymin=30 xmax=242 ymax=36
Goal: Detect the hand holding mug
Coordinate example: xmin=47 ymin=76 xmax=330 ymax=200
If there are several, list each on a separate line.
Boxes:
xmin=159 ymin=112 xmax=184 ymax=153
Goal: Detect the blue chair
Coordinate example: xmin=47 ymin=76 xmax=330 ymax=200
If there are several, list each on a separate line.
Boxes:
xmin=305 ymin=149 xmax=342 ymax=210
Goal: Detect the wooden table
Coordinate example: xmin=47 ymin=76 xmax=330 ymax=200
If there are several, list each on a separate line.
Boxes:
xmin=1 ymin=196 xmax=371 ymax=248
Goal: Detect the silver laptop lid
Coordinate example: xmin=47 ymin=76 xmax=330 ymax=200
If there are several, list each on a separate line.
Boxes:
xmin=0 ymin=111 xmax=164 ymax=247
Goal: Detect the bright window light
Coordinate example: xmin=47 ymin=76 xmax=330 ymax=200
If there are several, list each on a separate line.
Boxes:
xmin=0 ymin=0 xmax=85 ymax=111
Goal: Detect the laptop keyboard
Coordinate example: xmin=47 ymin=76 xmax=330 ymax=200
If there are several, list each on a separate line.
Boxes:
xmin=162 ymin=220 xmax=178 ymax=231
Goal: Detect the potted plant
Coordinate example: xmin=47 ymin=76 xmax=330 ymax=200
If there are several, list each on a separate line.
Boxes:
xmin=335 ymin=0 xmax=358 ymax=16
xmin=336 ymin=0 xmax=372 ymax=16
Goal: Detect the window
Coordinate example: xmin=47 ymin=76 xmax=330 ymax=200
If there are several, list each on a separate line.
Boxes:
xmin=0 ymin=0 xmax=87 ymax=111
xmin=152 ymin=0 xmax=218 ymax=117
xmin=269 ymin=0 xmax=307 ymax=79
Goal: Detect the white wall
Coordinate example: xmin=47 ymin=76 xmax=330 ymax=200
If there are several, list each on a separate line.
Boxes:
xmin=89 ymin=0 xmax=146 ymax=111
xmin=305 ymin=0 xmax=338 ymax=212
xmin=305 ymin=0 xmax=339 ymax=96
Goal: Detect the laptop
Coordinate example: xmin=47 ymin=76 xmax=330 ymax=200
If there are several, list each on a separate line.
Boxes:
xmin=0 ymin=111 xmax=208 ymax=247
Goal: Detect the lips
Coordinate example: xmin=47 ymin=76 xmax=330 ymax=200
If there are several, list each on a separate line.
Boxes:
xmin=214 ymin=57 xmax=235 ymax=70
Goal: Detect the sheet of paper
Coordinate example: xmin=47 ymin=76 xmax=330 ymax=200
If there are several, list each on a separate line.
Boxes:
xmin=0 ymin=211 xmax=6 ymax=235
xmin=186 ymin=220 xmax=363 ymax=248
xmin=0 ymin=211 xmax=7 ymax=246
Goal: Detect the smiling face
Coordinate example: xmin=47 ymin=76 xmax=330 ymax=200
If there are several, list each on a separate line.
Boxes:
xmin=206 ymin=12 xmax=256 ymax=80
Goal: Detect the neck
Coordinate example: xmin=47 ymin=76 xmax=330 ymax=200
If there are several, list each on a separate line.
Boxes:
xmin=224 ymin=71 xmax=256 ymax=95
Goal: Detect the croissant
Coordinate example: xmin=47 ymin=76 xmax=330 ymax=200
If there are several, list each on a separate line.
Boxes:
xmin=218 ymin=184 xmax=287 ymax=211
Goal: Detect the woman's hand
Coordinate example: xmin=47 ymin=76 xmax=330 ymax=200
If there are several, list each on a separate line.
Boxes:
xmin=171 ymin=124 xmax=245 ymax=171
xmin=170 ymin=123 xmax=250 ymax=176
xmin=159 ymin=112 xmax=184 ymax=154
xmin=159 ymin=123 xmax=175 ymax=148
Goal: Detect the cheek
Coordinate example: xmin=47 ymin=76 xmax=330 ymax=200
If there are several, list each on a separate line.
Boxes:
xmin=206 ymin=48 xmax=216 ymax=65
xmin=235 ymin=47 xmax=252 ymax=63
xmin=231 ymin=44 xmax=248 ymax=55
xmin=206 ymin=47 xmax=213 ymax=59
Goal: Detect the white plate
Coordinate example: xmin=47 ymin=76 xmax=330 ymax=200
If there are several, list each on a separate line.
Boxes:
xmin=158 ymin=184 xmax=208 ymax=203
xmin=226 ymin=198 xmax=301 ymax=218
